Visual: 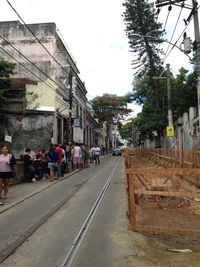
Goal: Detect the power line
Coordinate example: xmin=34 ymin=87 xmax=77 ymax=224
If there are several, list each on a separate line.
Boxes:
xmin=162 ymin=15 xmax=193 ymax=63
xmin=6 ymin=0 xmax=71 ymax=78
xmin=156 ymin=7 xmax=162 ymax=23
xmin=157 ymin=6 xmax=172 ymax=53
xmin=163 ymin=5 xmax=172 ymax=31
xmin=0 ymin=34 xmax=67 ymax=91
xmin=0 ymin=46 xmax=53 ymax=90
xmin=0 ymin=46 xmax=66 ymax=106
xmin=164 ymin=6 xmax=183 ymax=56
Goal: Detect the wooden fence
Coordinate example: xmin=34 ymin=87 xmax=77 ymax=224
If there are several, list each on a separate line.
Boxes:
xmin=124 ymin=148 xmax=200 ymax=168
xmin=125 ymin=149 xmax=200 ymax=235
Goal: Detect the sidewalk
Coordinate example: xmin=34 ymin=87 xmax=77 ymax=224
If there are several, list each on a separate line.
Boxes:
xmin=0 ymin=171 xmax=78 ymax=214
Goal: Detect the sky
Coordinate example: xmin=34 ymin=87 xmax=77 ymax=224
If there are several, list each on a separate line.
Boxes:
xmin=0 ymin=0 xmax=197 ymax=117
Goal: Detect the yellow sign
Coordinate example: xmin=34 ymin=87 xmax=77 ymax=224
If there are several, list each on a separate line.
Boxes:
xmin=166 ymin=126 xmax=174 ymax=137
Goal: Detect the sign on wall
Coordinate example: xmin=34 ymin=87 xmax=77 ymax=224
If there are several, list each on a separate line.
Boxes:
xmin=166 ymin=126 xmax=174 ymax=137
xmin=5 ymin=135 xmax=12 ymax=143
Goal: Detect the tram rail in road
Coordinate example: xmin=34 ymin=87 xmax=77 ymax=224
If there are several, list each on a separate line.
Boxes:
xmin=0 ymin=183 xmax=84 ymax=264
xmin=60 ymin=158 xmax=121 ymax=267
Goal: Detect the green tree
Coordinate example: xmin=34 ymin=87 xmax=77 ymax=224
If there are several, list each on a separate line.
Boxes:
xmin=126 ymin=70 xmax=168 ymax=139
xmin=92 ymin=94 xmax=132 ymax=124
xmin=123 ymin=0 xmax=163 ymax=76
xmin=91 ymin=94 xmax=132 ymax=150
xmin=120 ymin=120 xmax=133 ymax=140
xmin=126 ymin=67 xmax=197 ymax=141
xmin=0 ymin=59 xmax=16 ymax=142
xmin=0 ymin=59 xmax=15 ymax=102
xmin=137 ymin=102 xmax=166 ymax=140
xmin=172 ymin=67 xmax=197 ymax=119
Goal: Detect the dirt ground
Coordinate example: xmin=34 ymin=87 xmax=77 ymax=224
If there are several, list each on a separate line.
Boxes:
xmin=127 ymin=199 xmax=200 ymax=267
xmin=126 ymin=229 xmax=200 ymax=267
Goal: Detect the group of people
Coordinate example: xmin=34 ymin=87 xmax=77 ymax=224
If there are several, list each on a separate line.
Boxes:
xmin=23 ymin=143 xmax=102 ymax=183
xmin=0 ymin=143 xmax=103 ymax=205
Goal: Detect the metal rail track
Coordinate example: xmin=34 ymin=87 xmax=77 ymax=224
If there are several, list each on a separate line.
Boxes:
xmin=60 ymin=158 xmax=121 ymax=267
xmin=0 ymin=180 xmax=88 ymax=264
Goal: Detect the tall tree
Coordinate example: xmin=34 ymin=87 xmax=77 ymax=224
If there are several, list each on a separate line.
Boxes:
xmin=123 ymin=0 xmax=163 ymax=76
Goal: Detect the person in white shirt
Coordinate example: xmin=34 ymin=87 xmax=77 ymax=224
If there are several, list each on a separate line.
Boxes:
xmin=73 ymin=143 xmax=82 ymax=170
xmin=59 ymin=144 xmax=66 ymax=176
xmin=94 ymin=145 xmax=101 ymax=165
xmin=91 ymin=146 xmax=96 ymax=162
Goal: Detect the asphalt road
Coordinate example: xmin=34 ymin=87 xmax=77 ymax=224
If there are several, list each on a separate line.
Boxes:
xmin=1 ymin=156 xmax=133 ymax=267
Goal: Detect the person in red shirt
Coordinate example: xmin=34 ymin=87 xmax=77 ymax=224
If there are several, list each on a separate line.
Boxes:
xmin=35 ymin=146 xmax=42 ymax=159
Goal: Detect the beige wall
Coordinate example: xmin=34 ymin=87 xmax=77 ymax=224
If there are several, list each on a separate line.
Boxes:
xmin=26 ymin=76 xmax=69 ymax=117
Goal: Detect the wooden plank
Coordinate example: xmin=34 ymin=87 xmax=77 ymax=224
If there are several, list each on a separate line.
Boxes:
xmin=131 ymin=225 xmax=200 ymax=235
xmin=135 ymin=189 xmax=200 ymax=198
xmin=135 ymin=174 xmax=149 ymax=190
xmin=126 ymin=168 xmax=200 ymax=175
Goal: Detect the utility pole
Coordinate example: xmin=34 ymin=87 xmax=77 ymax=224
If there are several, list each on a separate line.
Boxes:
xmin=166 ymin=63 xmax=173 ymax=127
xmin=192 ymin=0 xmax=200 ymax=127
xmin=68 ymin=76 xmax=76 ymax=144
xmin=153 ymin=64 xmax=174 ymax=148
xmin=66 ymin=70 xmax=73 ymax=145
xmin=68 ymin=82 xmax=73 ymax=145
xmin=156 ymin=0 xmax=200 ymax=130
xmin=166 ymin=63 xmax=175 ymax=147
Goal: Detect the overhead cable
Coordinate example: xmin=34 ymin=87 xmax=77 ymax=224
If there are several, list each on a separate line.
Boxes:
xmin=164 ymin=6 xmax=183 ymax=57
xmin=0 ymin=46 xmax=66 ymax=106
xmin=0 ymin=34 xmax=66 ymax=91
xmin=0 ymin=47 xmax=53 ymax=90
xmin=6 ymin=0 xmax=71 ymax=78
xmin=163 ymin=5 xmax=172 ymax=32
xmin=156 ymin=7 xmax=162 ymax=23
xmin=157 ymin=6 xmax=171 ymax=52
xmin=162 ymin=15 xmax=193 ymax=63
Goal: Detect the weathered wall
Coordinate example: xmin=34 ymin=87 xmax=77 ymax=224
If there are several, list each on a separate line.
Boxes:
xmin=0 ymin=21 xmax=56 ymax=80
xmin=5 ymin=112 xmax=54 ymax=158
xmin=0 ymin=21 xmax=78 ymax=81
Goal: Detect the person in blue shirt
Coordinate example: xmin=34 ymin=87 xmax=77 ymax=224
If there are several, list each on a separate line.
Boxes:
xmin=47 ymin=145 xmax=58 ymax=182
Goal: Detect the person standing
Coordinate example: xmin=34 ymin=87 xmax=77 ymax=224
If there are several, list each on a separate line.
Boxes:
xmin=47 ymin=145 xmax=58 ymax=182
xmin=59 ymin=144 xmax=66 ymax=177
xmin=94 ymin=145 xmax=101 ymax=165
xmin=73 ymin=143 xmax=81 ymax=170
xmin=54 ymin=144 xmax=63 ymax=178
xmin=91 ymin=145 xmax=95 ymax=162
xmin=82 ymin=144 xmax=90 ymax=168
xmin=101 ymin=145 xmax=105 ymax=155
xmin=23 ymin=148 xmax=35 ymax=183
xmin=0 ymin=146 xmax=16 ymax=205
